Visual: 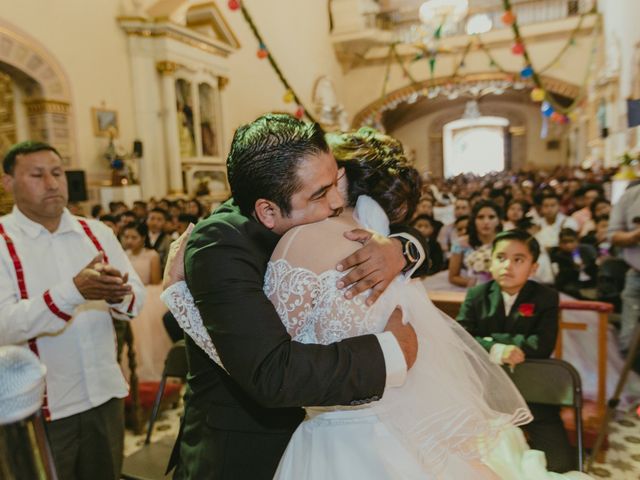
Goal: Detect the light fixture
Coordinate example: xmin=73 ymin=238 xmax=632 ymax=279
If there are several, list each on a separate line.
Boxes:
xmin=462 ymin=100 xmax=481 ymax=119
xmin=466 ymin=13 xmax=492 ymax=35
xmin=419 ymin=0 xmax=469 ymax=25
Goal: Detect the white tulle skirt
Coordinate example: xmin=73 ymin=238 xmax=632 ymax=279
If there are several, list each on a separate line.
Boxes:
xmin=274 ymin=407 xmax=497 ymax=480
xmin=274 ymin=407 xmax=593 ymax=480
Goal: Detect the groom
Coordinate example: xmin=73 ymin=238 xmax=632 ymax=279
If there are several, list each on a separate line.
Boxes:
xmin=168 ymin=114 xmax=422 ymax=479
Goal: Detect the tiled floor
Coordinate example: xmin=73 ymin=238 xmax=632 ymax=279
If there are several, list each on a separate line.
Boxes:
xmin=588 ymin=407 xmax=640 ymax=479
xmin=124 ymin=400 xmax=640 ymax=478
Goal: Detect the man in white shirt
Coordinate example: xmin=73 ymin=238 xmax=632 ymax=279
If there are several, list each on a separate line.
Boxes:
xmin=535 ymin=193 xmax=579 ymax=250
xmin=0 ymin=141 xmax=145 ymax=480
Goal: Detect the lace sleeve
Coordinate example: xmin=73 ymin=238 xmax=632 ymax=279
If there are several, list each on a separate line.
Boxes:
xmin=160 ymin=281 xmax=226 ymax=372
xmin=266 ymin=212 xmax=394 ymax=345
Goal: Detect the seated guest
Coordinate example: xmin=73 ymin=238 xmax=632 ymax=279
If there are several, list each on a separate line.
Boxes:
xmin=457 ymin=230 xmax=574 ymax=473
xmin=186 ymin=198 xmax=205 ymax=220
xmin=582 ymin=214 xmax=615 ymax=259
xmin=579 ymin=197 xmax=611 ymax=238
xmin=448 ymin=200 xmax=502 ymax=288
xmin=571 ymin=184 xmax=604 ymax=232
xmin=550 ymin=228 xmax=598 ymax=299
xmin=99 ymin=214 xmax=119 ymax=236
xmin=91 ymin=203 xmax=104 ymax=219
xmin=176 ymin=213 xmax=199 ymax=236
xmin=503 ymin=199 xmax=529 ymax=231
xmin=411 ymin=214 xmax=444 ymax=276
xmin=121 ymin=221 xmax=170 ymax=380
xmin=437 ymin=197 xmax=470 ymax=258
xmin=517 ymin=218 xmax=554 ymax=284
xmin=132 ymin=200 xmax=147 ymax=220
xmin=121 ymin=222 xmax=161 ymax=286
xmin=454 ymin=214 xmax=469 ymax=238
xmin=146 ymin=207 xmax=173 ymax=270
xmin=116 ymin=210 xmax=137 ymax=236
xmin=535 ymin=193 xmax=579 ymax=251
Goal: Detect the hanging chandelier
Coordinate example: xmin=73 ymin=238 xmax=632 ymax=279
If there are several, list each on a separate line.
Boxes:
xmin=418 ymin=0 xmax=469 ymax=25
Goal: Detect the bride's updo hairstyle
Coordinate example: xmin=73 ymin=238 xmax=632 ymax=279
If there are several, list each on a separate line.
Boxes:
xmin=327 ymin=128 xmax=421 ymax=224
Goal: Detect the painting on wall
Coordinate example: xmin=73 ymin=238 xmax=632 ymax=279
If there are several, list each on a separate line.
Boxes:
xmin=92 ymin=107 xmax=118 ymax=137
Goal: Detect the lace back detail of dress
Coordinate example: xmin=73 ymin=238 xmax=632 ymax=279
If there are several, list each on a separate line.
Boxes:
xmin=264 ymin=259 xmax=392 ymax=344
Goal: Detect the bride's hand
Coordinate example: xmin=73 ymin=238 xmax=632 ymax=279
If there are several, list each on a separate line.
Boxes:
xmin=162 ymin=223 xmax=195 ymax=290
xmin=336 ymin=229 xmax=405 ymax=306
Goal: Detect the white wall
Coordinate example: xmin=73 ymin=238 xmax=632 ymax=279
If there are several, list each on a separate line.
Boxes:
xmin=0 ymin=0 xmax=345 ymax=195
xmin=217 ymin=0 xmax=346 ymax=145
xmin=0 ymin=0 xmax=136 ymax=180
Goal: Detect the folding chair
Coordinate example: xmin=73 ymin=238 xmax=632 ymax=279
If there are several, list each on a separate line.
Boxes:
xmin=504 ymin=358 xmax=584 ymax=472
xmin=121 ymin=340 xmax=188 ymax=480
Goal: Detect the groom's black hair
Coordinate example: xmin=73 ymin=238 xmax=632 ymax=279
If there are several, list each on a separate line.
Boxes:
xmin=227 ymin=113 xmax=329 ymax=216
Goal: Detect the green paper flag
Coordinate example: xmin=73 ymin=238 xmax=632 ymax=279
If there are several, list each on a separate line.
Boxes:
xmin=434 ymin=24 xmax=443 ymax=39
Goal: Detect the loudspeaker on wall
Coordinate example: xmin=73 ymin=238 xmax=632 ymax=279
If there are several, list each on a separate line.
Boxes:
xmin=65 ymin=170 xmax=88 ymax=202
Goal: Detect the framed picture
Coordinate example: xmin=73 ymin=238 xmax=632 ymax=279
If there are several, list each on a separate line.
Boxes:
xmin=91 ymin=107 xmax=118 ymax=137
xmin=184 ymin=164 xmax=230 ymax=201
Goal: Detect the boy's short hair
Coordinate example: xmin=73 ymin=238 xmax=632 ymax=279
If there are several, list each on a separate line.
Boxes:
xmin=411 ymin=214 xmax=434 ymax=226
xmin=149 ymin=207 xmax=169 ymax=221
xmin=559 ymin=227 xmax=578 ymax=241
xmin=492 ymin=229 xmax=541 ymax=262
xmin=178 ymin=213 xmax=199 ymax=224
xmin=99 ymin=214 xmax=117 ymax=224
xmin=454 ymin=214 xmax=469 ymax=225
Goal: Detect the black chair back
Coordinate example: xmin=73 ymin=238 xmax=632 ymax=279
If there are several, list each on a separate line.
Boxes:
xmin=504 ymin=358 xmax=584 ymax=471
xmin=144 ymin=340 xmax=187 ymax=445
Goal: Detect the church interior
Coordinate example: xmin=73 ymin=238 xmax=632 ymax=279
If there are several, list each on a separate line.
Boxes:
xmin=1 ymin=1 xmax=640 ymax=479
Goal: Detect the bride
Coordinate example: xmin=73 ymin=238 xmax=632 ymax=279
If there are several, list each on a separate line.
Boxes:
xmin=164 ymin=128 xmax=591 ymax=479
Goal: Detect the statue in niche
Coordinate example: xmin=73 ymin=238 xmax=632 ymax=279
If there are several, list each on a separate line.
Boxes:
xmin=176 ymin=79 xmax=196 ymax=157
xmin=199 ymin=83 xmax=217 ymax=156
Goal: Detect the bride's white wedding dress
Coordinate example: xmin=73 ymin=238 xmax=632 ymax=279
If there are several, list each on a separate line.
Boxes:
xmin=163 ymin=196 xmax=592 ymax=480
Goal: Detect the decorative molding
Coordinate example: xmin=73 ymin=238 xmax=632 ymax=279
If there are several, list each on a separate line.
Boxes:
xmin=185 ymin=2 xmax=241 ymax=50
xmin=156 ymin=60 xmax=181 ymax=75
xmin=24 ymin=98 xmax=70 ymax=115
xmin=0 ymin=24 xmax=71 ymax=101
xmin=118 ymin=18 xmax=237 ymax=58
xmin=352 ymin=73 xmax=580 ymax=128
xmin=217 ymin=76 xmax=229 ymax=90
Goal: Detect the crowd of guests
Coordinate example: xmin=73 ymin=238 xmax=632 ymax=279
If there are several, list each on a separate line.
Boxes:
xmin=409 ymin=168 xmax=623 ymax=306
xmin=86 ymin=197 xmax=210 ymax=273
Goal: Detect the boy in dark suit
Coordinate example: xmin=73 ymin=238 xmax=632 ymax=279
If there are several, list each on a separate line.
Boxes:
xmin=457 ymin=229 xmax=574 ymax=473
xmin=550 ymin=227 xmax=598 ymax=299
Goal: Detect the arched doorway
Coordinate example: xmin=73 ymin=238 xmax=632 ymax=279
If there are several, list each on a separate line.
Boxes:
xmin=443 ymin=116 xmax=509 ymax=177
xmin=0 ymin=20 xmax=74 ymax=214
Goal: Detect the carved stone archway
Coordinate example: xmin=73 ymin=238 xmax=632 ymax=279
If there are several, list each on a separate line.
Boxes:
xmin=0 ymin=19 xmax=75 ymax=163
xmin=352 ymin=72 xmax=579 ymax=130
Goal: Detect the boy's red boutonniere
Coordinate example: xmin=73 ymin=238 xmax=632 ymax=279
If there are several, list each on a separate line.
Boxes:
xmin=518 ymin=304 xmax=535 ymax=317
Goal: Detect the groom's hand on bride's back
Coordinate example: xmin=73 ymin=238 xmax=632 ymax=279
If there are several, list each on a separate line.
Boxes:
xmin=384 ymin=307 xmax=418 ymax=370
xmin=337 ymin=229 xmax=405 ymax=306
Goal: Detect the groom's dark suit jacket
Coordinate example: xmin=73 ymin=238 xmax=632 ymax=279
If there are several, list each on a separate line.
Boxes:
xmin=173 ymin=200 xmax=387 ymax=480
xmin=456 ymin=280 xmax=559 ymax=358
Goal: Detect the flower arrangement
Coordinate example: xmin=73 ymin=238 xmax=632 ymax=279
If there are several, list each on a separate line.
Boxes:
xmin=615 ymin=151 xmax=639 ymax=180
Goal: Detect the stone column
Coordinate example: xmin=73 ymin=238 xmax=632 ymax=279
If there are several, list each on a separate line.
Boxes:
xmin=157 ymin=61 xmax=183 ymax=194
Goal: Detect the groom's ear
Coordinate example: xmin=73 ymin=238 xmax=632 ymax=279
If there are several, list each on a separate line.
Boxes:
xmin=254 ymin=198 xmax=279 ymax=230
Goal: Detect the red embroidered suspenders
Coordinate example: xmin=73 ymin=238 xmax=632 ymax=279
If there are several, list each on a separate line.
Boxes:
xmin=0 ymin=223 xmax=52 ymax=419
xmin=0 ymin=219 xmax=124 ymax=421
